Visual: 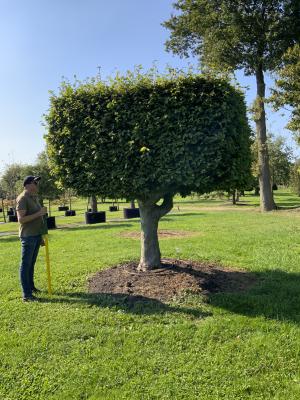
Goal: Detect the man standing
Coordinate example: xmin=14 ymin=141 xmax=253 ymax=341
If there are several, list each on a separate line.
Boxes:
xmin=16 ymin=176 xmax=47 ymax=302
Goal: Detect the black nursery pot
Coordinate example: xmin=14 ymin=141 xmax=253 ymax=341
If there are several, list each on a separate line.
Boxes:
xmin=123 ymin=208 xmax=140 ymax=219
xmin=8 ymin=215 xmax=18 ymax=222
xmin=65 ymin=210 xmax=76 ymax=216
xmin=0 ymin=208 xmax=2 ymax=213
xmin=47 ymin=216 xmax=56 ymax=230
xmin=85 ymin=211 xmax=106 ymax=224
xmin=109 ymin=206 xmax=118 ymax=212
xmin=58 ymin=206 xmax=69 ymax=211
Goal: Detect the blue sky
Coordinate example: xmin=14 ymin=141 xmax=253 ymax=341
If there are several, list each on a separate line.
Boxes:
xmin=0 ymin=0 xmax=297 ymax=175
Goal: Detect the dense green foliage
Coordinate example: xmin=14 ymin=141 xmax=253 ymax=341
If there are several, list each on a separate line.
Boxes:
xmin=163 ymin=0 xmax=300 ymax=74
xmin=45 ymin=72 xmax=252 ymax=201
xmin=252 ymin=135 xmax=293 ymax=186
xmin=0 ymin=153 xmax=61 ymax=204
xmin=271 ymin=44 xmax=300 ymax=139
xmin=26 ymin=152 xmax=62 ymax=202
xmin=0 ymin=163 xmax=24 ymax=200
xmin=290 ymin=159 xmax=300 ymax=196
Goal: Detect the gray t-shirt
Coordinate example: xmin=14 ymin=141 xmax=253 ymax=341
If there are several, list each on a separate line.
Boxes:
xmin=16 ymin=191 xmax=45 ymax=237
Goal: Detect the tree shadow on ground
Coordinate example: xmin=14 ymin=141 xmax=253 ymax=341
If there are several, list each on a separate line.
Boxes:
xmin=38 ymin=292 xmax=210 ymax=319
xmin=38 ymin=265 xmax=300 ymax=325
xmin=174 ymin=199 xmax=223 ymax=204
xmin=57 ymin=223 xmax=133 ymax=232
xmin=84 ymin=266 xmax=300 ymax=324
xmin=207 ymin=269 xmax=300 ymax=325
xmin=166 ymin=212 xmax=206 ymax=218
xmin=0 ymin=235 xmax=19 ymax=242
xmin=277 ymin=204 xmax=300 ymax=209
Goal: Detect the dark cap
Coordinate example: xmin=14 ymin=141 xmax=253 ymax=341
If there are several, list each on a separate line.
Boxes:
xmin=23 ymin=176 xmax=41 ymax=186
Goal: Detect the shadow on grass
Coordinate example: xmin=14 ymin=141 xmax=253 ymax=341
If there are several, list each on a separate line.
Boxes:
xmin=208 ymin=269 xmax=300 ymax=324
xmin=0 ymin=235 xmax=19 ymax=242
xmin=57 ymin=223 xmax=133 ymax=232
xmin=174 ymin=199 xmax=224 ymax=204
xmin=39 ymin=292 xmax=211 ymax=319
xmin=277 ymin=203 xmax=300 ymax=209
xmin=36 ymin=267 xmax=300 ymax=324
xmin=167 ymin=212 xmax=206 ymax=218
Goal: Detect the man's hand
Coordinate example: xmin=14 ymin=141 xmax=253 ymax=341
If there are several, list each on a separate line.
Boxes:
xmin=17 ymin=206 xmax=48 ymax=224
xmin=39 ymin=207 xmax=47 ymax=216
xmin=40 ymin=238 xmax=46 ymax=247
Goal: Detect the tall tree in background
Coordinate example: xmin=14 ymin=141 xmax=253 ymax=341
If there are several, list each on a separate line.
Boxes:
xmin=271 ymin=44 xmax=300 ymax=141
xmin=163 ymin=0 xmax=300 ymax=211
xmin=290 ymin=159 xmax=300 ymax=196
xmin=268 ymin=136 xmax=293 ymax=187
xmin=251 ymin=135 xmax=293 ymax=189
xmin=0 ymin=163 xmax=25 ymax=205
xmin=0 ymin=153 xmax=61 ymax=207
xmin=25 ymin=151 xmax=61 ymax=205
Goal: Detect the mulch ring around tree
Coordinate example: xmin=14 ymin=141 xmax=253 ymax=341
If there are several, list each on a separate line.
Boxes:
xmin=120 ymin=230 xmax=201 ymax=239
xmin=88 ymin=258 xmax=256 ymax=303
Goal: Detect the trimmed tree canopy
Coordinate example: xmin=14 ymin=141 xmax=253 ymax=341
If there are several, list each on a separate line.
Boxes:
xmin=45 ymin=71 xmax=252 ymax=270
xmin=46 ymin=73 xmax=251 ymax=200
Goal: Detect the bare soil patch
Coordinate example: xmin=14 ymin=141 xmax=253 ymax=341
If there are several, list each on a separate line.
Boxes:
xmin=120 ymin=230 xmax=200 ymax=239
xmin=88 ymin=258 xmax=256 ymax=303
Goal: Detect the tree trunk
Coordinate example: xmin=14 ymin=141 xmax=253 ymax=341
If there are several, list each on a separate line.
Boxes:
xmin=232 ymin=190 xmax=236 ymax=205
xmin=1 ymin=198 xmax=6 ymax=223
xmin=90 ymin=195 xmax=98 ymax=212
xmin=255 ymin=67 xmax=276 ymax=211
xmin=138 ymin=194 xmax=173 ymax=271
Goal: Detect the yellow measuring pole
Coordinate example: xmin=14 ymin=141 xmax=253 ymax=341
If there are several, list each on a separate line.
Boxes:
xmin=43 ymin=234 xmax=52 ymax=295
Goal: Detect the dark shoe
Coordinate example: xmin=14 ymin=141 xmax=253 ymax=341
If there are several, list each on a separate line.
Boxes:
xmin=32 ymin=287 xmax=41 ymax=293
xmin=23 ymin=295 xmax=38 ymax=302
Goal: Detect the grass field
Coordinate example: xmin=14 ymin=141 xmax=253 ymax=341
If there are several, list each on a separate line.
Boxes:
xmin=1 ymin=190 xmax=300 ymax=399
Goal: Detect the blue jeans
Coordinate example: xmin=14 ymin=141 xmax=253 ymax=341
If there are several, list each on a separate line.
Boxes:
xmin=20 ymin=235 xmax=42 ymax=298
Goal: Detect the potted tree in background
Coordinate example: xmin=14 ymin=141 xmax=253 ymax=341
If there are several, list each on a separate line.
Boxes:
xmin=85 ymin=194 xmax=106 ymax=224
xmin=123 ymin=199 xmax=140 ymax=218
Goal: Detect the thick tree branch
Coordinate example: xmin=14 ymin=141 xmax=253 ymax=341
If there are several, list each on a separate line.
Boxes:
xmin=155 ymin=194 xmax=173 ymax=218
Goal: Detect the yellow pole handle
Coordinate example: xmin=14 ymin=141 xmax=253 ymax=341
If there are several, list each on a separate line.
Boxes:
xmin=43 ymin=234 xmax=52 ymax=295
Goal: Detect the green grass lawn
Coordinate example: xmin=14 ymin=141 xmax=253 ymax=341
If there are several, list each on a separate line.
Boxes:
xmin=1 ymin=191 xmax=300 ymax=399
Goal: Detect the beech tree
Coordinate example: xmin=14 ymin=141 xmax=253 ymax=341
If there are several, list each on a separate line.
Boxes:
xmin=163 ymin=0 xmax=300 ymax=211
xmin=45 ymin=71 xmax=251 ymax=270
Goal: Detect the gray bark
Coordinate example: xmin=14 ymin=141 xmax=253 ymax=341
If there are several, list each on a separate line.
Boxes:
xmin=232 ymin=190 xmax=236 ymax=205
xmin=255 ymin=67 xmax=276 ymax=211
xmin=1 ymin=199 xmax=6 ymax=223
xmin=137 ymin=194 xmax=173 ymax=271
xmin=90 ymin=195 xmax=98 ymax=212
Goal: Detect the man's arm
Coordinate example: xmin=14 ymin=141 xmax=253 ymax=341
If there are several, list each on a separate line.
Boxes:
xmin=17 ymin=207 xmax=47 ymax=224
